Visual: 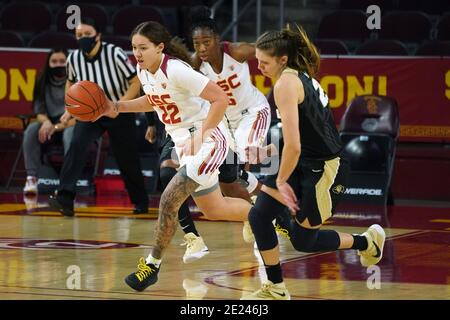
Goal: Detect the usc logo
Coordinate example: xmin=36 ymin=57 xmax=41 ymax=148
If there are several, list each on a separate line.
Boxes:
xmin=366 ymin=97 xmax=379 ymax=114
xmin=147 ymin=94 xmax=181 ymax=125
xmin=217 ymin=74 xmax=240 ymax=106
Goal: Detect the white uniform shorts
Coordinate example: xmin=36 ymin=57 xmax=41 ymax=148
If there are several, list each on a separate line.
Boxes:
xmin=174 ymin=121 xmax=230 ymax=196
xmin=225 ymin=103 xmax=271 ymax=162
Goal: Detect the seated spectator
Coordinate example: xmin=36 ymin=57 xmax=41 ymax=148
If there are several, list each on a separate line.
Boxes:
xmin=23 ymin=48 xmax=75 ymax=194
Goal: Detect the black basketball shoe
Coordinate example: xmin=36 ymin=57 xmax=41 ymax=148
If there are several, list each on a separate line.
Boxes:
xmin=124 ymin=257 xmax=160 ymax=291
xmin=48 ymin=191 xmax=74 ymax=217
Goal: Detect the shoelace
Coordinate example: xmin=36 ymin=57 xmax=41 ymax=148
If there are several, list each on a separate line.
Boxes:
xmin=180 ymin=237 xmax=196 ymax=249
xmin=135 ymin=258 xmax=155 ymax=282
xmin=259 ymin=283 xmax=287 ymax=299
xmin=258 ymin=283 xmax=277 ymax=297
xmin=275 ymin=224 xmax=291 ymax=240
xmin=261 ymin=283 xmax=272 ymax=292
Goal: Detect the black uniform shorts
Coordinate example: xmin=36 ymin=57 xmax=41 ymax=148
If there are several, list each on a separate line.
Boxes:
xmin=159 ymin=134 xmax=176 ymax=164
xmin=263 ymin=156 xmax=349 ymax=226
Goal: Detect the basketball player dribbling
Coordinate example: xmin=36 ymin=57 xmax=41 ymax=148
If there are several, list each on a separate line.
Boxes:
xmin=100 ymin=21 xmax=254 ymax=291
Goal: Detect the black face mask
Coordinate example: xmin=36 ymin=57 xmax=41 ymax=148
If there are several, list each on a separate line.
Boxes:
xmin=78 ymin=35 xmax=97 ymax=54
xmin=49 ymin=66 xmax=66 ymax=78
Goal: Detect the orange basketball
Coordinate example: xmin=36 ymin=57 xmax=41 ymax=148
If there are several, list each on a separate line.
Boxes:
xmin=65 ymin=81 xmax=107 ymax=121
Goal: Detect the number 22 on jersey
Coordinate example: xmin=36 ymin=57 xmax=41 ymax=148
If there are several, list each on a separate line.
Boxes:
xmin=147 ymin=94 xmax=181 ymax=124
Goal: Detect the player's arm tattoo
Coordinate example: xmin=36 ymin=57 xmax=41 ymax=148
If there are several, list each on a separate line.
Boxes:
xmin=151 ymin=172 xmax=199 ymax=259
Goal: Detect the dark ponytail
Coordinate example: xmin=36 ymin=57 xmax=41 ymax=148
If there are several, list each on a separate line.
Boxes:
xmin=131 ymin=21 xmax=192 ymax=65
xmin=166 ymin=37 xmax=192 ymax=64
xmin=256 ymin=24 xmax=320 ymax=77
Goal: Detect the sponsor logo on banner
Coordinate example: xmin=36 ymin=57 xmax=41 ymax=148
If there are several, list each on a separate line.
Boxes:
xmin=38 ymin=179 xmax=89 ymax=187
xmin=344 ymin=188 xmax=383 ymax=196
xmin=103 ymin=169 xmax=153 ymax=177
xmin=1 ymin=49 xmax=449 ymax=140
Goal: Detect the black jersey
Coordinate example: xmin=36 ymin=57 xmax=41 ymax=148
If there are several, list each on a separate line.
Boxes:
xmin=297 ymin=72 xmax=342 ymax=160
xmin=273 ymin=71 xmax=342 ymax=161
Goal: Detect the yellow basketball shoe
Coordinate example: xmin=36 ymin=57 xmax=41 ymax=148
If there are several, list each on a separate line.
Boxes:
xmin=358 ymin=224 xmax=386 ymax=267
xmin=181 ymin=233 xmax=209 ymax=264
xmin=241 ymin=281 xmax=291 ymax=300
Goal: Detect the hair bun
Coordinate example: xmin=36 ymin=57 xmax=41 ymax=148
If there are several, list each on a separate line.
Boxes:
xmin=190 ymin=6 xmax=212 ymax=23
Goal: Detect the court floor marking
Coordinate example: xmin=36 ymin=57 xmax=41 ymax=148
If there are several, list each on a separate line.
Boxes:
xmin=0 ymin=290 xmax=124 ymax=300
xmin=0 ymin=230 xmax=444 ymax=300
xmin=203 ymin=229 xmax=430 ymax=297
xmin=0 ymin=282 xmax=238 ymax=300
xmin=0 ymin=284 xmax=188 ymax=300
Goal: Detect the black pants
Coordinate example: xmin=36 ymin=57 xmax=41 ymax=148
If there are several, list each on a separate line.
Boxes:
xmin=58 ymin=113 xmax=148 ymax=207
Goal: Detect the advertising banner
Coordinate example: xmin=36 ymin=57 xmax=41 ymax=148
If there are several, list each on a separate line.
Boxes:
xmin=1 ymin=48 xmax=449 ymax=141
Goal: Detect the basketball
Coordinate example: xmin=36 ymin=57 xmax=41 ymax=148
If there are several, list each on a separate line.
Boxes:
xmin=65 ymin=81 xmax=107 ymax=121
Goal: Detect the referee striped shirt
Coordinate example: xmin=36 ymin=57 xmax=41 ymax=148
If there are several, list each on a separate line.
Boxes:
xmin=67 ymin=42 xmax=136 ymax=102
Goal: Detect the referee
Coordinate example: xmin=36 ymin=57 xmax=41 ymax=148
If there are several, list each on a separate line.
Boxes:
xmin=49 ymin=17 xmax=149 ymax=216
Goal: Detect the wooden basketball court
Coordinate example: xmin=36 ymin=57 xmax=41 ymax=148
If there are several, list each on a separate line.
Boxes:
xmin=0 ymin=192 xmax=448 ymax=300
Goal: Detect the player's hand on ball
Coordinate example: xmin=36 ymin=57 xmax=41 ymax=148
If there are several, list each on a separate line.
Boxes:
xmin=60 ymin=110 xmax=73 ymax=124
xmin=65 ymin=81 xmax=107 ymax=122
xmin=102 ymin=99 xmax=119 ymax=119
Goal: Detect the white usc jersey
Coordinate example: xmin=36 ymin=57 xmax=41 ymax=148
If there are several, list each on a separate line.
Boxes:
xmin=138 ymin=54 xmax=231 ymax=193
xmin=137 ymin=54 xmax=211 ymax=145
xmin=199 ymin=42 xmax=268 ymax=121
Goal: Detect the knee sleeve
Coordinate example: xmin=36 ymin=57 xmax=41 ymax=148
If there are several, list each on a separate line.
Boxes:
xmin=248 ymin=192 xmax=286 ymax=251
xmin=315 ymin=230 xmax=340 ymax=251
xmin=248 ymin=207 xmax=278 ymax=251
xmin=160 ymin=166 xmax=177 ymax=189
xmin=290 ymin=224 xmax=319 ymax=252
xmin=290 ymin=224 xmax=340 ymax=253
